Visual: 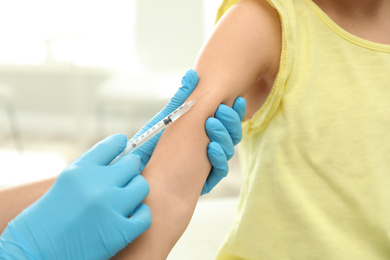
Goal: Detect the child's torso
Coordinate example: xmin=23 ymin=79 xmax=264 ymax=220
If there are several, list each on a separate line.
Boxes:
xmin=217 ymin=0 xmax=390 ymax=259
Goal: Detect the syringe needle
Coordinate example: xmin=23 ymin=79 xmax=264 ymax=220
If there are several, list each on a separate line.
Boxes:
xmin=187 ymin=92 xmax=209 ymax=107
xmin=109 ymin=92 xmax=209 ymax=166
xmin=194 ymin=91 xmax=209 ymax=101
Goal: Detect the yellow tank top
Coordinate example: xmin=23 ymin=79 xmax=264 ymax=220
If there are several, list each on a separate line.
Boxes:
xmin=215 ymin=0 xmax=390 ymax=259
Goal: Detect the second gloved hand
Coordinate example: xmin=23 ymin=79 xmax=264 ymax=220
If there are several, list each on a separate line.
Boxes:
xmin=202 ymin=97 xmax=246 ymax=195
xmin=0 ymin=134 xmax=151 ymax=260
xmin=127 ymin=69 xmax=246 ymax=195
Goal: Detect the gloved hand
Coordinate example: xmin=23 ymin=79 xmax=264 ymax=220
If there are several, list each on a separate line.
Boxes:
xmin=0 ymin=134 xmax=151 ymax=260
xmin=129 ymin=69 xmax=246 ymax=195
xmin=202 ymin=97 xmax=246 ymax=195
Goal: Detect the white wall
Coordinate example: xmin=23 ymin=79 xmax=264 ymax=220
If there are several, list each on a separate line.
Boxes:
xmin=0 ymin=0 xmax=222 ymax=145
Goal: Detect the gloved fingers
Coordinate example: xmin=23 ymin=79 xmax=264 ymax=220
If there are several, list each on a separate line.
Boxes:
xmin=205 ymin=118 xmax=235 ymax=160
xmin=203 ymin=169 xmax=228 ymax=195
xmin=109 ymin=154 xmax=141 ymax=186
xmin=232 ymin=97 xmax=247 ymax=122
xmin=202 ymin=142 xmax=229 ymax=195
xmin=201 ymin=171 xmax=224 ymax=196
xmin=168 ymin=69 xmax=199 ymax=108
xmin=78 ymin=134 xmax=127 ymax=165
xmin=119 ymin=175 xmax=150 ymax=217
xmin=215 ymin=104 xmax=243 ymax=146
xmin=122 ymin=204 xmax=152 ymax=243
xmin=129 ymin=70 xmax=197 ymax=139
xmin=200 ymin=181 xmax=211 ymax=195
xmin=120 ymin=70 xmax=198 ymax=171
xmin=207 ymin=142 xmax=229 ymax=179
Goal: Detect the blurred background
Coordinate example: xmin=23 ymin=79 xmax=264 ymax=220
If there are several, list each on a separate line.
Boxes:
xmin=0 ymin=0 xmax=242 ymax=258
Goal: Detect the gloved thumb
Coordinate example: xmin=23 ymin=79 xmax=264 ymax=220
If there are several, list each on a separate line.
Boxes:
xmin=169 ymin=69 xmax=199 ymax=107
xmin=123 ymin=204 xmax=152 ymax=243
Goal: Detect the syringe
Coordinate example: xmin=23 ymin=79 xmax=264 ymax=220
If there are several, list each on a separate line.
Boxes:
xmin=108 ymin=92 xmax=207 ymax=165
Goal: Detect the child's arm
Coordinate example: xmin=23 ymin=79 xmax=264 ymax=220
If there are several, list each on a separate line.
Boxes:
xmin=114 ymin=0 xmax=282 ymax=259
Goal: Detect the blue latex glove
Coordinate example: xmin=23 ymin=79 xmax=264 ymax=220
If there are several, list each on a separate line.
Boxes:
xmin=202 ymin=97 xmax=246 ymax=195
xmin=129 ymin=69 xmax=200 ymax=170
xmin=0 ymin=134 xmax=151 ymax=260
xmin=129 ymin=69 xmax=246 ymax=195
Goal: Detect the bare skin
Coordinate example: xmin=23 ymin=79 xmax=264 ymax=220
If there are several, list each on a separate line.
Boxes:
xmin=114 ymin=0 xmax=282 ymax=259
xmin=313 ymin=0 xmax=390 ymax=44
xmin=114 ymin=0 xmax=390 ymax=259
xmin=1 ymin=0 xmax=389 ymax=258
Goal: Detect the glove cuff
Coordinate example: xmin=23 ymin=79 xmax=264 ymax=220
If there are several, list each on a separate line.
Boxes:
xmin=0 ymin=222 xmax=40 ymax=260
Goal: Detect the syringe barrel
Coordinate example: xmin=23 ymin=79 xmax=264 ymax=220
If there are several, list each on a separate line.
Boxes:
xmin=169 ymin=102 xmax=191 ymax=122
xmin=109 ymin=100 xmax=195 ymax=165
xmin=108 ymin=119 xmax=167 ymax=165
xmin=129 ymin=119 xmax=168 ymax=150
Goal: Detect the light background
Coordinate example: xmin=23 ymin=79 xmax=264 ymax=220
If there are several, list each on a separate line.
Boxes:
xmin=0 ymin=1 xmax=242 ymax=258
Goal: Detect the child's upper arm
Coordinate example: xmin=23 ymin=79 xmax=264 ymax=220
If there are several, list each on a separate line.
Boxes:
xmin=145 ymin=0 xmax=282 ymax=210
xmin=193 ymin=0 xmax=282 ymax=105
xmin=114 ymin=0 xmax=281 ymax=259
